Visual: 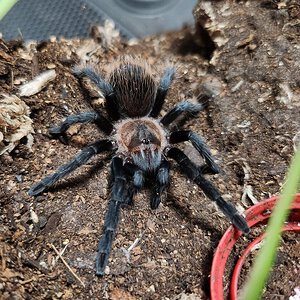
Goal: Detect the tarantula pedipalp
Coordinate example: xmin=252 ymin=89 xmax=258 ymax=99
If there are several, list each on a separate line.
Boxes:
xmin=29 ymin=59 xmax=250 ymax=276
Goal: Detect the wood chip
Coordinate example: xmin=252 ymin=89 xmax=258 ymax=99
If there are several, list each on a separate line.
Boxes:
xmin=19 ymin=69 xmax=56 ymax=96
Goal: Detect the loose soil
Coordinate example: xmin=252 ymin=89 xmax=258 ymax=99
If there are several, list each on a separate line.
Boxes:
xmin=0 ymin=1 xmax=300 ymax=299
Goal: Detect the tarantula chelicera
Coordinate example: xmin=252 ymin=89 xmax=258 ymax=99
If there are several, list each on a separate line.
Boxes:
xmin=29 ymin=59 xmax=250 ymax=275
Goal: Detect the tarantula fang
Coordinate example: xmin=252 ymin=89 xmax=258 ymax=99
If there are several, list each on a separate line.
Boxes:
xmin=29 ymin=59 xmax=250 ymax=276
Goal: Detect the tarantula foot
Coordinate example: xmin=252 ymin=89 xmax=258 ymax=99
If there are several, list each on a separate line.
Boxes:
xmin=48 ymin=127 xmax=69 ymax=144
xmin=95 ymin=252 xmax=108 ymax=276
xmin=28 ymin=182 xmax=47 ymax=196
xmin=232 ymin=214 xmax=250 ymax=235
xmin=150 ymin=193 xmax=161 ymax=209
xmin=199 ymin=164 xmax=220 ymax=175
xmin=126 ymin=189 xmax=135 ymax=206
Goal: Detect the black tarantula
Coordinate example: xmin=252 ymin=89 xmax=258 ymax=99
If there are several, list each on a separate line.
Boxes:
xmin=29 ymin=59 xmax=250 ymax=275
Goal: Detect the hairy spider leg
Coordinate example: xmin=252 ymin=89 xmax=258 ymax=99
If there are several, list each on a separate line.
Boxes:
xmin=160 ymin=101 xmax=203 ymax=126
xmin=169 ymin=130 xmax=220 ymax=174
xmin=166 ymin=147 xmax=250 ymax=234
xmin=49 ymin=112 xmax=113 ymax=144
xmin=73 ymin=67 xmax=120 ymax=121
xmin=123 ymin=162 xmax=145 ymax=205
xmin=149 ymin=67 xmax=176 ymax=118
xmin=150 ymin=160 xmax=170 ymax=209
xmin=96 ymin=156 xmax=131 ymax=275
xmin=132 ymin=169 xmax=145 ymax=191
xmin=28 ymin=140 xmax=114 ymax=196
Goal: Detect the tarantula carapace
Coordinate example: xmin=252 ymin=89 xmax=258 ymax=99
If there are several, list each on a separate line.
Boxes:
xmin=29 ymin=59 xmax=250 ymax=275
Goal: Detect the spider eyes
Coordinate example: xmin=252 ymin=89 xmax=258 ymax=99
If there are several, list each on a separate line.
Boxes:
xmin=142 ymin=138 xmax=150 ymax=145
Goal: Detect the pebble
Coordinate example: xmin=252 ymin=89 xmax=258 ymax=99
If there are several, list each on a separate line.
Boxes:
xmin=15 ymin=175 xmax=23 ymax=183
xmin=147 ymin=285 xmax=155 ymax=293
xmin=161 ymin=259 xmax=168 ymax=267
xmin=30 ymin=209 xmax=39 ymax=224
xmin=47 ymin=63 xmax=56 ymax=69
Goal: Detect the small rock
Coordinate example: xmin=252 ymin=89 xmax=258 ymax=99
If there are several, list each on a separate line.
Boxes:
xmin=147 ymin=285 xmax=155 ymax=293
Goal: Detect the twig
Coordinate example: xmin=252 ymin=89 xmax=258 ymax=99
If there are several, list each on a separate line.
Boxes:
xmin=122 ymin=231 xmax=145 ymax=262
xmin=0 ymin=245 xmax=6 ymax=271
xmin=231 ymin=158 xmax=258 ymax=205
xmin=20 ymin=274 xmax=45 ymax=284
xmin=53 ymin=242 xmax=69 ymax=266
xmin=49 ymin=243 xmax=85 ymax=288
xmin=10 ymin=69 xmax=14 ymax=89
xmin=127 ymin=232 xmax=144 ymax=252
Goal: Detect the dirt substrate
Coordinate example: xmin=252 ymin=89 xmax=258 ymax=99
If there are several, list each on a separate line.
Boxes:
xmin=1 ymin=1 xmax=300 ymax=299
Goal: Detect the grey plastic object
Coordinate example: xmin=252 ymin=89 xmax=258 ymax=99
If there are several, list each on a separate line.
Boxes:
xmin=0 ymin=0 xmax=196 ymax=41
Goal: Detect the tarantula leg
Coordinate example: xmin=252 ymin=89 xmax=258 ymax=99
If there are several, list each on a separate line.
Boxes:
xmin=133 ymin=169 xmax=144 ymax=190
xmin=160 ymin=101 xmax=203 ymax=126
xmin=166 ymin=147 xmax=250 ymax=234
xmin=123 ymin=163 xmax=145 ymax=205
xmin=150 ymin=160 xmax=170 ymax=209
xmin=73 ymin=66 xmax=120 ymax=121
xmin=150 ymin=67 xmax=176 ymax=118
xmin=96 ymin=156 xmax=130 ymax=276
xmin=169 ymin=130 xmax=220 ymax=174
xmin=28 ymin=139 xmax=114 ymax=196
xmin=49 ymin=112 xmax=113 ymax=142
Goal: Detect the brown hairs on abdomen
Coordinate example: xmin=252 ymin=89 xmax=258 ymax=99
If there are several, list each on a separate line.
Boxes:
xmin=108 ymin=62 xmax=157 ymax=118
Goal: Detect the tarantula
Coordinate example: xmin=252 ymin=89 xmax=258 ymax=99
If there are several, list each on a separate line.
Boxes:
xmin=29 ymin=59 xmax=250 ymax=275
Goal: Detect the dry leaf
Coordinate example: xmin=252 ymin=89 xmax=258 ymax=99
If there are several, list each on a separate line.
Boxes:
xmin=110 ymin=287 xmax=137 ymax=300
xmin=78 ymin=227 xmax=97 ymax=235
xmin=1 ymin=268 xmax=23 ymax=279
xmin=0 ymin=94 xmax=34 ymax=155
